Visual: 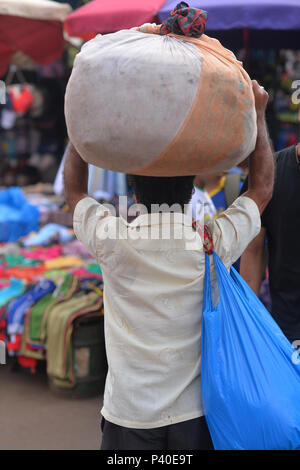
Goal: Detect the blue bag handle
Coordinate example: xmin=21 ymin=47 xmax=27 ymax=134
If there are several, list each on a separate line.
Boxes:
xmin=201 ymin=224 xmax=215 ymax=312
xmin=202 ymin=224 xmax=234 ymax=312
xmin=203 ymin=252 xmax=214 ymax=312
xmin=204 ymin=250 xmax=232 ymax=312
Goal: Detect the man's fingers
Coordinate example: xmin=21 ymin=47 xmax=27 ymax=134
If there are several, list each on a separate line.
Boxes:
xmin=252 ymin=79 xmax=260 ymax=91
xmin=252 ymin=80 xmax=265 ymax=94
xmin=251 ymin=79 xmax=269 ymax=116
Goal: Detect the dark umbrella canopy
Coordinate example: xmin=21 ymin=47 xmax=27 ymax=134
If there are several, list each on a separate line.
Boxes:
xmin=159 ymin=0 xmax=300 ymax=49
xmin=64 ymin=0 xmax=300 ymax=49
xmin=159 ymin=0 xmax=300 ymax=30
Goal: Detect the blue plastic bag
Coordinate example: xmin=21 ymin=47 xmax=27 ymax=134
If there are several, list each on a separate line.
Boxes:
xmin=201 ymin=251 xmax=300 ymax=450
xmin=0 ymin=187 xmax=39 ymax=242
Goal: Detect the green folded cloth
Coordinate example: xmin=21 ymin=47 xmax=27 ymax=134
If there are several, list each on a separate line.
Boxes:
xmin=87 ymin=263 xmax=102 ymax=275
xmin=40 ymin=274 xmax=79 ymax=342
xmin=28 ymin=274 xmax=79 ymax=343
xmin=29 ymin=293 xmax=53 ymax=342
xmin=46 ymin=291 xmax=101 ymax=383
xmin=5 ymin=254 xmax=41 ymax=268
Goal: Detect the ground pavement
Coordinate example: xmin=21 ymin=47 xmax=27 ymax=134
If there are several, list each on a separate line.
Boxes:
xmin=0 ymin=361 xmax=103 ymax=450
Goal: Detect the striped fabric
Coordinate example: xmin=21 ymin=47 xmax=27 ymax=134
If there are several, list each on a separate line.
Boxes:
xmin=160 ymin=1 xmax=208 ymax=38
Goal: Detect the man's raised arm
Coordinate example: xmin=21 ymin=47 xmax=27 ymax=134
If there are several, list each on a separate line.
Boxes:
xmin=64 ymin=143 xmax=89 ymax=215
xmin=243 ymin=80 xmax=274 ymax=214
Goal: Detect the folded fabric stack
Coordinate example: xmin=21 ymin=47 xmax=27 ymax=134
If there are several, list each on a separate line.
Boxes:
xmin=0 ymin=229 xmax=104 ymax=378
xmin=47 ymin=290 xmax=103 ymax=388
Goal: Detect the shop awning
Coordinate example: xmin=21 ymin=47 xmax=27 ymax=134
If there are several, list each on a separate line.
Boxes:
xmin=159 ymin=0 xmax=300 ymax=30
xmin=0 ymin=0 xmax=72 ymax=77
xmin=64 ymin=0 xmax=300 ymax=49
xmin=64 ymin=0 xmax=166 ymax=39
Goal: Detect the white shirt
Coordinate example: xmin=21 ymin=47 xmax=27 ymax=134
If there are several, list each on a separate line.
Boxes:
xmin=190 ymin=185 xmax=217 ymax=223
xmin=73 ymin=195 xmax=260 ymax=429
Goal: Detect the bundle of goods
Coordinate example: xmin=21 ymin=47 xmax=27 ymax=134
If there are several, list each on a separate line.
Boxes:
xmin=65 ymin=2 xmax=257 ymax=176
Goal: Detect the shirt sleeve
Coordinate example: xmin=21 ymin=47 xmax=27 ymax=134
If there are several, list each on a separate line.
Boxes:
xmin=73 ymin=196 xmax=116 ymax=261
xmin=206 ymin=195 xmax=261 ymax=268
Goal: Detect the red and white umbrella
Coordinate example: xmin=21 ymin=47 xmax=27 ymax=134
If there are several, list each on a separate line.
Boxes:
xmin=0 ymin=0 xmax=72 ymax=76
xmin=64 ymin=0 xmax=300 ymax=50
xmin=64 ymin=0 xmax=166 ymax=40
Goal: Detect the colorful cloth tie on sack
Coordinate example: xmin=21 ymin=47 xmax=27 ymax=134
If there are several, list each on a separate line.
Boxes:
xmin=160 ymin=1 xmax=208 ymax=38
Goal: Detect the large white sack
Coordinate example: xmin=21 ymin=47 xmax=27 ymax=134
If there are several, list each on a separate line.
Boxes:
xmin=65 ymin=28 xmax=257 ymax=176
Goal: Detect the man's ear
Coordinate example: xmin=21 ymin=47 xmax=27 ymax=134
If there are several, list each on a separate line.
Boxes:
xmin=297 ymin=143 xmax=300 ymax=156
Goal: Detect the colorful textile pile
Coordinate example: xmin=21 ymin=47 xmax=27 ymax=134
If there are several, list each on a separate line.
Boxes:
xmin=47 ymin=290 xmax=103 ymax=388
xmin=0 ymin=229 xmax=104 ymax=379
xmin=22 ymin=224 xmax=73 ymax=247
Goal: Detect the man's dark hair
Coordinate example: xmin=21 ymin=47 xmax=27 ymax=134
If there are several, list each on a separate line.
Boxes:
xmin=127 ymin=175 xmax=195 ymax=212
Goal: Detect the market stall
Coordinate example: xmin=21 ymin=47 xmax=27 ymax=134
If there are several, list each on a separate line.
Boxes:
xmin=0 ymin=0 xmax=72 ymax=76
xmin=0 ymin=186 xmax=107 ymax=396
xmin=0 ymin=0 xmax=73 ymax=187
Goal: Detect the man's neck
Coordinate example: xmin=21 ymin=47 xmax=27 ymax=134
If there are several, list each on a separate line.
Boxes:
xmin=194 ymin=175 xmax=223 ymax=194
xmin=204 ymin=177 xmax=224 ymax=195
xmin=194 ymin=176 xmax=205 ymax=190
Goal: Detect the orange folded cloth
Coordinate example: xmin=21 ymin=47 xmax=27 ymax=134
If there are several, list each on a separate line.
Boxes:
xmin=44 ymin=256 xmax=83 ymax=270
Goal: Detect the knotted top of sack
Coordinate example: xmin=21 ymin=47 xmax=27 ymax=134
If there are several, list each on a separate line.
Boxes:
xmin=160 ymin=2 xmax=208 ymax=38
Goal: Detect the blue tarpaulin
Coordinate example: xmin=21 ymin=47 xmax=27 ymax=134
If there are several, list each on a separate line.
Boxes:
xmin=0 ymin=187 xmax=39 ymax=242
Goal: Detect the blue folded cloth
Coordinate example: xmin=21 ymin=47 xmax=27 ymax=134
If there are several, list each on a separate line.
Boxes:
xmin=7 ymin=280 xmax=56 ymax=335
xmin=23 ymin=224 xmax=73 ymax=247
xmin=0 ymin=278 xmax=25 ymax=309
